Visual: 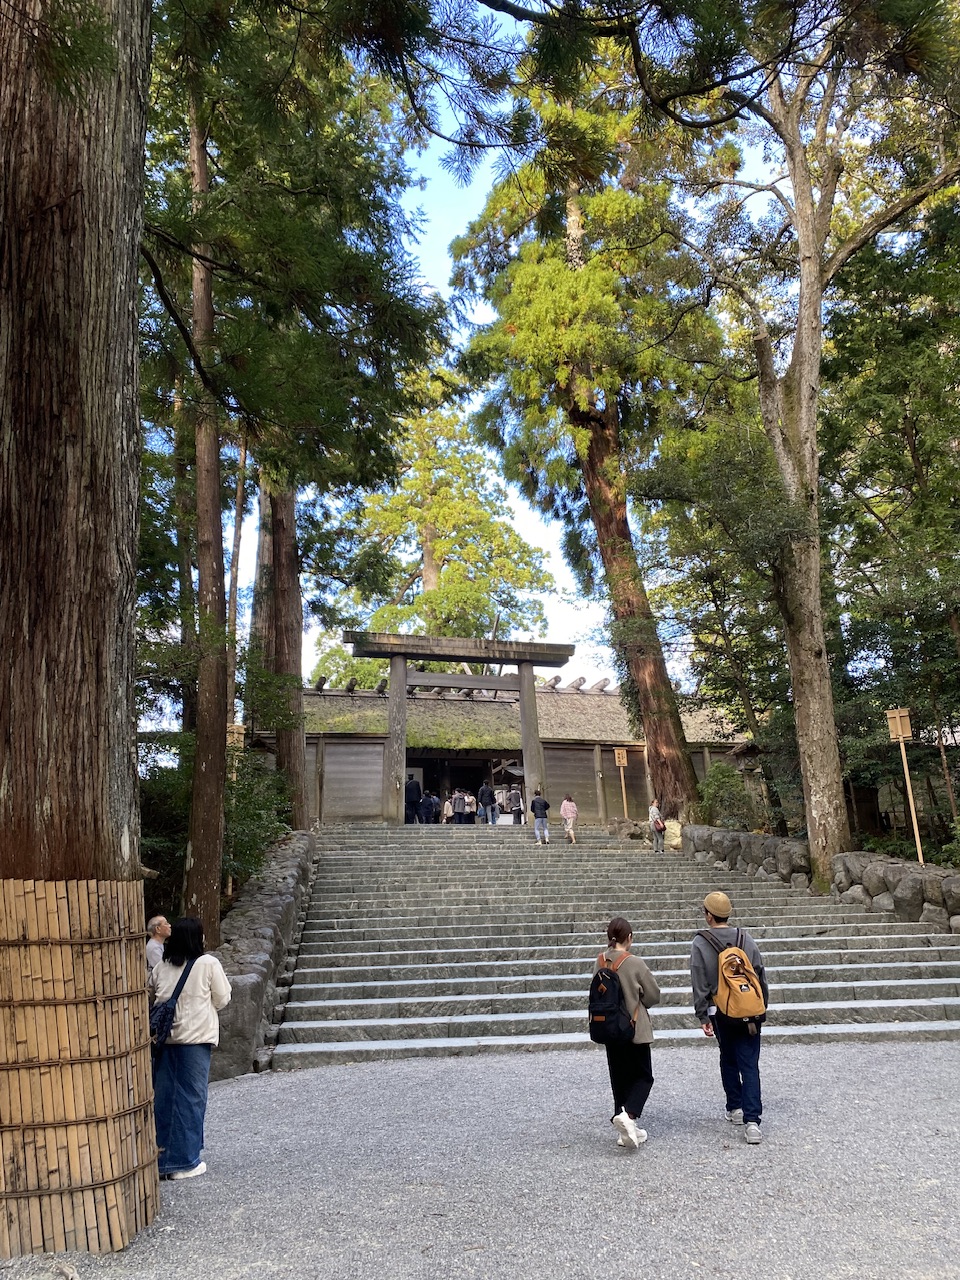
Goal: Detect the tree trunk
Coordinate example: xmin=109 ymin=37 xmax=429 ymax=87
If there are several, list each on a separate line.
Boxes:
xmin=173 ymin=389 xmax=198 ymax=737
xmin=0 ymin=0 xmax=149 ymax=881
xmin=182 ymin=92 xmax=226 ymax=946
xmin=750 ymin=103 xmax=851 ymax=883
xmin=226 ymin=434 xmax=247 ymax=725
xmin=271 ymin=485 xmax=308 ymax=829
xmin=0 ymin=0 xmax=158 ymax=1256
xmin=250 ymin=477 xmax=276 ymax=673
xmin=577 ymin=403 xmax=699 ymax=819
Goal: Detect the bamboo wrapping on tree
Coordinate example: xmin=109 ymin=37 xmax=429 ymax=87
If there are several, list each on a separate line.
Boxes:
xmin=0 ymin=880 xmax=159 ymax=1257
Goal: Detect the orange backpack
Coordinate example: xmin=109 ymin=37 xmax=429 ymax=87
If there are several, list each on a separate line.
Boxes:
xmin=698 ymin=929 xmax=766 ymax=1022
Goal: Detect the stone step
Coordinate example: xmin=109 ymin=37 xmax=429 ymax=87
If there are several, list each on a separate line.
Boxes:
xmin=284 ymin=976 xmax=960 ymax=1024
xmin=270 ymin=1019 xmax=960 ymax=1068
xmin=295 ymin=915 xmax=911 ymax=954
xmin=274 ymin=826 xmax=957 ymax=1068
xmin=289 ymin=958 xmax=960 ymax=1000
xmin=277 ymin=994 xmax=960 ymax=1044
xmin=295 ymin=926 xmax=953 ymax=968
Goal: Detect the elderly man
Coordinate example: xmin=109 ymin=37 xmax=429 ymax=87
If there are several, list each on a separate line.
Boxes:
xmin=146 ymin=915 xmax=171 ymax=975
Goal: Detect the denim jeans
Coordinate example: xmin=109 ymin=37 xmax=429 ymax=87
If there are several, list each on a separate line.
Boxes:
xmin=481 ymin=804 xmax=499 ymax=826
xmin=534 ymin=816 xmax=549 ymax=842
xmin=153 ymin=1042 xmax=213 ymax=1174
xmin=711 ymin=1015 xmax=762 ymax=1124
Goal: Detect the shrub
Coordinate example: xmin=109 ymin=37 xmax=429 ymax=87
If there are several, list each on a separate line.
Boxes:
xmin=698 ymin=763 xmax=757 ymax=830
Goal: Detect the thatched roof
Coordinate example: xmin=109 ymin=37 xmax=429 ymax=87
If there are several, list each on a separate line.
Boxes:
xmin=301 ymin=687 xmax=744 ymax=750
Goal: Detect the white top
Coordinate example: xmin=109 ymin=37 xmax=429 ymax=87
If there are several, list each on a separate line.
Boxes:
xmin=148 ymin=953 xmax=232 ymax=1046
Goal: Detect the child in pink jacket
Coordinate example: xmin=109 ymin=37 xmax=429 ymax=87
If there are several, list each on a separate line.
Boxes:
xmin=560 ymin=794 xmax=578 ymax=844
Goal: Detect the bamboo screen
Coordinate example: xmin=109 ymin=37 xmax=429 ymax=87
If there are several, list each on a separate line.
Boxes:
xmin=0 ymin=879 xmax=160 ymax=1256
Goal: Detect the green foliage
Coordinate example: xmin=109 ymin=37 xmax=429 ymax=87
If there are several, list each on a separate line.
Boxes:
xmin=139 ymin=738 xmax=290 ymax=916
xmin=309 ymin=638 xmax=387 ymax=689
xmin=312 ymin=375 xmax=555 ymax=640
xmin=698 ymin=763 xmax=758 ymax=830
xmin=224 ymin=749 xmax=290 ymax=882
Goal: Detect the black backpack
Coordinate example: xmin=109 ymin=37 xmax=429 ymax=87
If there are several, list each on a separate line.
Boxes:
xmin=588 ymin=951 xmax=636 ymax=1045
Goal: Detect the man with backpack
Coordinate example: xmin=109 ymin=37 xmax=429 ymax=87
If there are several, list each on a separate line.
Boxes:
xmin=690 ymin=891 xmax=769 ymax=1145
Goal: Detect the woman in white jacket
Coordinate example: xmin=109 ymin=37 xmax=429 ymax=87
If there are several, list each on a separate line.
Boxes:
xmin=148 ymin=916 xmax=231 ymax=1179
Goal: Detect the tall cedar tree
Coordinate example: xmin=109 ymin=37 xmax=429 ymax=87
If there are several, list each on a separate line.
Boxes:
xmin=453 ymin=85 xmax=723 ymax=816
xmin=1 ymin=0 xmax=149 ymax=877
xmin=143 ymin=5 xmax=440 ymax=895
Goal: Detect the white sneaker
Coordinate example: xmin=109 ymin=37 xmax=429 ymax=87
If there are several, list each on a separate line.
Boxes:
xmin=744 ymin=1123 xmax=762 ymax=1145
xmin=612 ymin=1110 xmax=642 ymax=1149
xmin=726 ymin=1108 xmax=744 ymax=1124
xmin=169 ymin=1161 xmax=207 ymax=1179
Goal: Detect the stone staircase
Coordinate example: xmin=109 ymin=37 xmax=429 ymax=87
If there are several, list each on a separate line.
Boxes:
xmin=272 ymin=825 xmax=960 ymax=1068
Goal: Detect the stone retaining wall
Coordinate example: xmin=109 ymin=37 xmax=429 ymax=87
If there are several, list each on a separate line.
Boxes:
xmin=210 ymin=831 xmax=316 ymax=1080
xmin=831 ymin=852 xmax=960 ymax=934
xmin=681 ymin=825 xmax=812 ymax=890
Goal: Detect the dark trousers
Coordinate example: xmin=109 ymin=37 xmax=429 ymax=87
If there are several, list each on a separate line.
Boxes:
xmin=604 ymin=1041 xmax=654 ymax=1121
xmin=454 ymin=812 xmax=465 ymax=824
xmin=404 ymin=804 xmax=419 ymax=824
xmin=711 ymin=1015 xmax=762 ymax=1124
xmin=153 ymin=1043 xmax=212 ymax=1174
xmin=512 ymin=809 xmax=522 ymax=824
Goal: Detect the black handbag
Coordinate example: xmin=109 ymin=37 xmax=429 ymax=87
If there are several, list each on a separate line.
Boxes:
xmin=150 ymin=958 xmax=196 ymax=1048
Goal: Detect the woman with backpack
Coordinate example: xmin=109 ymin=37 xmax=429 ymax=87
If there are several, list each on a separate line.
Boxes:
xmin=591 ymin=917 xmax=661 ymax=1150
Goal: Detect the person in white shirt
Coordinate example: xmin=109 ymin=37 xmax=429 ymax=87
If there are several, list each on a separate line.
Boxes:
xmin=148 ymin=916 xmax=231 ymax=1179
xmin=145 ymin=915 xmax=171 ymax=975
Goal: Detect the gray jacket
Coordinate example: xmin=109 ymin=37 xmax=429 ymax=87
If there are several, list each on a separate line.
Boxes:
xmin=689 ymin=926 xmax=769 ymax=1024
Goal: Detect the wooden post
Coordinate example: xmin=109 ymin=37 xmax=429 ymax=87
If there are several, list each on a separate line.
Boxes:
xmin=615 ymin=748 xmax=629 ymax=819
xmin=0 ymin=879 xmax=159 ymax=1257
xmin=594 ymin=744 xmax=607 ymax=824
xmin=518 ymin=663 xmax=546 ymax=798
xmin=386 ymin=655 xmax=407 ymax=825
xmin=886 ymin=708 xmax=924 ymax=865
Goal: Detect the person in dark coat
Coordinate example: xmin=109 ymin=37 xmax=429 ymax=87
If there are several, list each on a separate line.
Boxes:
xmin=404 ymin=774 xmax=422 ymax=824
xmin=418 ymin=791 xmax=436 ymax=824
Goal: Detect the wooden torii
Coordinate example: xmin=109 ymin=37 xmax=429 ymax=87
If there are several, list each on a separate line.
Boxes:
xmin=343 ymin=631 xmax=575 ymax=824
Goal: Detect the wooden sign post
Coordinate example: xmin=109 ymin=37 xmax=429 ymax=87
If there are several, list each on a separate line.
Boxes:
xmin=614 ymin=748 xmax=629 ymax=818
xmin=886 ymin=707 xmax=924 ymax=865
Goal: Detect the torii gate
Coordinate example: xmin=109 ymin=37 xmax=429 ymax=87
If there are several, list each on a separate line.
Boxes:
xmin=343 ymin=631 xmax=575 ymax=825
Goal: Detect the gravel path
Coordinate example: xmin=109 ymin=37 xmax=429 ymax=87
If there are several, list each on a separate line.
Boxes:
xmin=4 ymin=1041 xmax=959 ymax=1280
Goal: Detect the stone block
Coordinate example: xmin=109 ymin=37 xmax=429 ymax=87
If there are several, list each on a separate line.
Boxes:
xmin=762 ymin=857 xmax=777 ymax=874
xmin=942 ymin=876 xmax=960 ymax=917
xmin=712 ymin=831 xmax=743 ymax=862
xmin=754 ymin=867 xmax=770 ymax=880
xmin=922 ymin=869 xmax=948 ymax=908
xmin=840 ymin=884 xmax=872 ymax=908
xmin=920 ymin=903 xmax=950 ymax=932
xmin=871 ymin=891 xmax=895 ymax=914
xmin=682 ymin=824 xmax=713 ymax=855
xmin=892 ymin=872 xmax=925 ymax=922
xmin=882 ymin=861 xmax=909 ymax=893
xmin=211 ymin=972 xmax=265 ymax=1080
xmin=791 ymin=872 xmax=809 ymax=890
xmin=861 ymin=862 xmax=890 ymax=898
xmin=951 ymin=914 xmax=960 ymax=935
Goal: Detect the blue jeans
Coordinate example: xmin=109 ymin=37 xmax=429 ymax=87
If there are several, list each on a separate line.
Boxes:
xmin=153 ymin=1043 xmax=212 ymax=1174
xmin=534 ymin=817 xmax=549 ymax=842
xmin=711 ymin=1015 xmax=762 ymax=1124
xmin=481 ymin=804 xmax=499 ymax=826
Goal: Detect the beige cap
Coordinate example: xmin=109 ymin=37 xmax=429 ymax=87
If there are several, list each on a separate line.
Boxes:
xmin=703 ymin=891 xmax=732 ymax=919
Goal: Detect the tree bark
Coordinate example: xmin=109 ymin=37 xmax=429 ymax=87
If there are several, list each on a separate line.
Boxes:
xmin=173 ymin=389 xmax=198 ymax=737
xmin=182 ymin=92 xmax=226 ymax=945
xmin=226 ymin=434 xmax=247 ymax=725
xmin=750 ymin=95 xmax=852 ymax=883
xmin=271 ymin=485 xmax=308 ymax=829
xmin=576 ymin=402 xmax=699 ymax=819
xmin=0 ymin=0 xmax=149 ymax=880
xmin=250 ymin=477 xmax=276 ymax=674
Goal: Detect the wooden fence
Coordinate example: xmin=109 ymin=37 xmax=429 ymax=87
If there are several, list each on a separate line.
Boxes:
xmin=0 ymin=879 xmax=159 ymax=1256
